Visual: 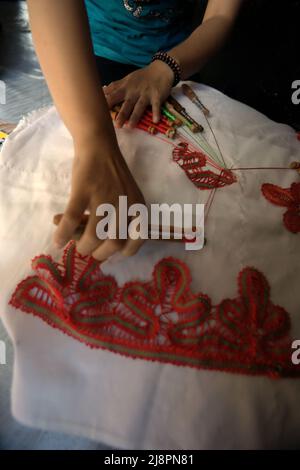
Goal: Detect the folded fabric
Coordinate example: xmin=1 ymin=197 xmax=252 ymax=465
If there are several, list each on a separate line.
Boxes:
xmin=1 ymin=83 xmax=300 ymax=449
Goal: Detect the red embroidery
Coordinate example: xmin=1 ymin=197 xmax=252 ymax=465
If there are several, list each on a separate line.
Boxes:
xmin=172 ymin=143 xmax=236 ymax=190
xmin=262 ymin=182 xmax=300 ymax=233
xmin=9 ymin=242 xmax=299 ymax=378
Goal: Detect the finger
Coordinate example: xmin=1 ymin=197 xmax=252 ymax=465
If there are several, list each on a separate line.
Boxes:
xmin=151 ymin=94 xmax=161 ymax=124
xmin=53 ymin=213 xmax=89 ymax=227
xmin=103 ymin=80 xmax=122 ymax=95
xmin=115 ymin=98 xmax=136 ymax=128
xmin=105 ymin=87 xmax=126 ymax=109
xmin=53 ymin=196 xmax=87 ymax=248
xmin=121 ymin=237 xmax=145 ymax=258
xmin=127 ymin=97 xmax=149 ymax=129
xmin=76 ymin=209 xmax=103 ymax=256
xmin=121 ymin=215 xmax=145 ymax=257
xmin=92 ymin=239 xmax=125 ymax=262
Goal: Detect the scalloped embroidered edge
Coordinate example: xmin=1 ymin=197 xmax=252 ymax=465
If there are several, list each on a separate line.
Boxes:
xmin=9 ymin=242 xmax=300 ymax=379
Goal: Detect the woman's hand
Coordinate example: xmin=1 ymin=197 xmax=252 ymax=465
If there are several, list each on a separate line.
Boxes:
xmin=104 ymin=60 xmax=174 ymax=128
xmin=53 ymin=140 xmax=146 ymax=261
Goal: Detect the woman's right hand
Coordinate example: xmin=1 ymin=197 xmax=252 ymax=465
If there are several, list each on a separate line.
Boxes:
xmin=53 ymin=139 xmax=146 ymax=261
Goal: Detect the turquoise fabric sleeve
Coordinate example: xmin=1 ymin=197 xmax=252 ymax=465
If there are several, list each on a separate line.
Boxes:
xmin=85 ymin=0 xmax=195 ymax=67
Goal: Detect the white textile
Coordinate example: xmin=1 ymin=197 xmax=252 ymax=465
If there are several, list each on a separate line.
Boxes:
xmin=0 ymin=83 xmax=300 ymax=449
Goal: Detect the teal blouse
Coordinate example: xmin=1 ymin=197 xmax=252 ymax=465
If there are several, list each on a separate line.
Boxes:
xmin=85 ymin=0 xmax=196 ymax=67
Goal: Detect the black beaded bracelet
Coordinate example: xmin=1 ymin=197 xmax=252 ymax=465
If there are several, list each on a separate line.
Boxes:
xmin=151 ymin=51 xmax=182 ymax=87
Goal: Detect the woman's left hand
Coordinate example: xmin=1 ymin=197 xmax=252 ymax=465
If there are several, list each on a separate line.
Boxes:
xmin=103 ymin=60 xmax=174 ymax=128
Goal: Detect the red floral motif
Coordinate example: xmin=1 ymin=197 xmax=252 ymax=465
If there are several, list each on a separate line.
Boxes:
xmin=172 ymin=142 xmax=236 ymax=190
xmin=261 ymin=182 xmax=300 ymax=233
xmin=216 ymin=269 xmax=292 ymax=371
xmin=9 ymin=242 xmax=299 ymax=378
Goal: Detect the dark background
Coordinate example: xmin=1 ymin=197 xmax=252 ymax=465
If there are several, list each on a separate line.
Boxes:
xmin=197 ymin=0 xmax=300 ymax=130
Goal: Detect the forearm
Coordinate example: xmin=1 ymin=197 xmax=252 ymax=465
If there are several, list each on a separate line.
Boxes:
xmin=27 ymin=0 xmax=118 ymax=150
xmin=169 ymin=0 xmax=242 ymax=79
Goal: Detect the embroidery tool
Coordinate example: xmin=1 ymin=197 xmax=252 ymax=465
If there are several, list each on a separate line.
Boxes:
xmin=144 ymin=109 xmax=178 ymax=131
xmin=112 ymin=104 xmax=179 ymax=130
xmin=137 ymin=122 xmax=157 ymax=135
xmin=167 ymin=96 xmax=204 ymax=132
xmin=113 ymin=98 xmax=227 ymax=171
xmin=111 ymin=109 xmax=159 ymax=135
xmin=182 ymin=83 xmax=210 ymax=116
xmin=113 ymin=102 xmax=224 ymax=170
xmin=157 ymin=101 xmax=225 ymax=168
xmin=164 ymin=102 xmax=202 ymax=133
xmin=139 ymin=114 xmax=177 ymax=139
xmin=53 ymin=214 xmax=201 ymax=244
xmin=161 ymin=116 xmax=178 ymax=128
xmin=112 ymin=94 xmax=227 ymax=171
xmin=164 ymin=103 xmax=191 ymax=128
xmin=110 ymin=108 xmax=176 ymax=139
xmin=160 ymin=107 xmax=182 ymax=127
xmin=180 ymin=84 xmax=227 ymax=168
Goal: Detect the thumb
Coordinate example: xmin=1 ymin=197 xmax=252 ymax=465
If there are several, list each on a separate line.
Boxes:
xmin=53 ymin=195 xmax=87 ymax=248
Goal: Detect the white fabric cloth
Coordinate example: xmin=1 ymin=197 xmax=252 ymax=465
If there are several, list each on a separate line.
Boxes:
xmin=0 ymin=83 xmax=300 ymax=449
